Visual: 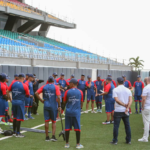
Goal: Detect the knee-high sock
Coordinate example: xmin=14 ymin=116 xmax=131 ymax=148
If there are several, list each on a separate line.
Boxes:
xmin=16 ymin=121 xmax=21 ymax=134
xmin=13 ymin=119 xmax=17 ymax=133
xmin=28 ymin=108 xmax=31 ymax=117
xmin=100 ymin=103 xmax=102 ymax=109
xmin=65 ymin=131 xmax=70 ymax=143
xmin=5 ymin=112 xmax=8 ymax=123
xmin=25 ymin=107 xmax=27 ymax=115
xmin=76 ymin=131 xmax=80 ymax=144
xmin=135 ymin=102 xmax=138 ymax=112
xmin=139 ymin=102 xmax=142 ymax=112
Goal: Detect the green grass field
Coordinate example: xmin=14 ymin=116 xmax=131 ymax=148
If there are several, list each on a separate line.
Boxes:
xmin=0 ymin=101 xmax=149 ymax=150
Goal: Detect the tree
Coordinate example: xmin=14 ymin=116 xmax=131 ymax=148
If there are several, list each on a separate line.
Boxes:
xmin=128 ymin=56 xmax=144 ymax=71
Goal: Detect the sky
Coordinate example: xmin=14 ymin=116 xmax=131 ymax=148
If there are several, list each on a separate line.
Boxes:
xmin=25 ymin=0 xmax=150 ymax=69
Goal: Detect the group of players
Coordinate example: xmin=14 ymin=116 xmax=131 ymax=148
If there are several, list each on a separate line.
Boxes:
xmin=0 ymin=72 xmax=145 ymax=148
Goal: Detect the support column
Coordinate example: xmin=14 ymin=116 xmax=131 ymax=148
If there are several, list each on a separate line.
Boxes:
xmin=39 ymin=23 xmax=50 ymax=37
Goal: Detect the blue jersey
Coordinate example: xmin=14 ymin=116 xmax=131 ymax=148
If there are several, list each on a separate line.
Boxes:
xmin=105 ymin=83 xmax=115 ymax=102
xmin=86 ymin=81 xmax=96 ymax=94
xmin=37 ymin=84 xmax=60 ymax=111
xmin=64 ymin=88 xmax=83 ymax=117
xmin=57 ymin=79 xmax=67 ymax=98
xmin=124 ymin=80 xmax=132 ymax=88
xmin=8 ymin=81 xmax=29 ymax=101
xmin=23 ymin=80 xmax=27 ymax=83
xmin=133 ymin=81 xmax=144 ymax=96
xmin=77 ymin=79 xmax=86 ymax=93
xmin=25 ymin=80 xmax=34 ymax=96
xmin=94 ymin=80 xmax=104 ymax=94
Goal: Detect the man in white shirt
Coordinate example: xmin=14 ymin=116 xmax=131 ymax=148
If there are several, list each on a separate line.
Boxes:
xmin=138 ymin=77 xmax=150 ymax=142
xmin=111 ymin=77 xmax=132 ymax=145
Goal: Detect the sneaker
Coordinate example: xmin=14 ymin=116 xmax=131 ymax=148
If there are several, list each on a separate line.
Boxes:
xmin=28 ymin=116 xmax=35 ymax=119
xmin=0 ymin=121 xmax=5 ymax=125
xmin=25 ymin=113 xmax=28 ymax=116
xmin=24 ymin=117 xmax=28 ymax=120
xmin=84 ymin=110 xmax=88 ymax=114
xmin=8 ymin=119 xmax=13 ymax=123
xmin=96 ymin=109 xmax=99 ymax=113
xmin=5 ymin=122 xmax=13 ymax=126
xmin=139 ymin=112 xmax=142 ymax=114
xmin=51 ymin=135 xmax=57 ymax=142
xmin=138 ymin=138 xmax=148 ymax=142
xmin=35 ymin=113 xmax=39 ymax=115
xmin=100 ymin=109 xmax=102 ymax=113
xmin=135 ymin=112 xmax=138 ymax=114
xmin=16 ymin=134 xmax=25 ymax=138
xmin=126 ymin=142 xmax=131 ymax=144
xmin=13 ymin=132 xmax=16 ymax=136
xmin=110 ymin=141 xmax=117 ymax=145
xmin=76 ymin=144 xmax=84 ymax=149
xmin=45 ymin=136 xmax=50 ymax=141
xmin=91 ymin=111 xmax=97 ymax=113
xmin=65 ymin=143 xmax=70 ymax=148
xmin=102 ymin=121 xmax=111 ymax=125
xmin=81 ymin=109 xmax=84 ymax=113
xmin=111 ymin=120 xmax=114 ymax=124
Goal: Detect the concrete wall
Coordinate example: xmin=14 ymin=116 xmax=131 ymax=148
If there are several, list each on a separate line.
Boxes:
xmin=0 ymin=57 xmax=132 ymax=71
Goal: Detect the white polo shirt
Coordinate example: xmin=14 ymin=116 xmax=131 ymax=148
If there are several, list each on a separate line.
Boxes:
xmin=142 ymin=84 xmax=150 ymax=109
xmin=113 ymin=85 xmax=132 ymax=112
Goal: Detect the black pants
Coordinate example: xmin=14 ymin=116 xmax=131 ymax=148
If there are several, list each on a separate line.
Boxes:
xmin=32 ymin=95 xmax=39 ymax=114
xmin=113 ymin=112 xmax=131 ymax=143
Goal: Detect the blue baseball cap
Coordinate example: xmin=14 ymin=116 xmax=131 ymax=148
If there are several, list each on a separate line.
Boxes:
xmin=48 ymin=76 xmax=54 ymax=82
xmin=69 ymin=78 xmax=78 ymax=84
xmin=0 ymin=73 xmax=7 ymax=79
xmin=19 ymin=73 xmax=25 ymax=78
xmin=122 ymin=75 xmax=126 ymax=78
xmin=81 ymin=74 xmax=85 ymax=76
xmin=71 ymin=74 xmax=75 ymax=77
xmin=53 ymin=73 xmax=58 ymax=76
xmin=87 ymin=75 xmax=91 ymax=79
xmin=97 ymin=75 xmax=101 ymax=78
xmin=26 ymin=73 xmax=30 ymax=76
xmin=117 ymin=77 xmax=124 ymax=82
xmin=108 ymin=74 xmax=112 ymax=77
xmin=14 ymin=74 xmax=19 ymax=77
xmin=61 ymin=73 xmax=65 ymax=76
xmin=137 ymin=75 xmax=141 ymax=78
xmin=28 ymin=74 xmax=34 ymax=78
xmin=106 ymin=77 xmax=112 ymax=81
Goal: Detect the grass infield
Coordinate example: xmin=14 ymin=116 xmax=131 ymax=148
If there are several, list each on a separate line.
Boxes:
xmin=0 ymin=100 xmax=148 ymax=150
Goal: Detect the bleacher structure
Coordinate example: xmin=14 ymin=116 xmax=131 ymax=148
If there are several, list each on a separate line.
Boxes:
xmin=0 ymin=0 xmax=128 ymax=69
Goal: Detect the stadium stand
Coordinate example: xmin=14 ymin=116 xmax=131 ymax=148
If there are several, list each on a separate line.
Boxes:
xmin=0 ymin=29 xmax=121 ymax=65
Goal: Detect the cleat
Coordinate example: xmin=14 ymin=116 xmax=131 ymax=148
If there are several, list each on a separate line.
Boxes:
xmin=5 ymin=122 xmax=12 ymax=126
xmin=111 ymin=120 xmax=114 ymax=124
xmin=138 ymin=138 xmax=148 ymax=142
xmin=76 ymin=144 xmax=84 ymax=149
xmin=24 ymin=117 xmax=28 ymax=120
xmin=65 ymin=143 xmax=70 ymax=148
xmin=91 ymin=111 xmax=97 ymax=113
xmin=28 ymin=116 xmax=35 ymax=119
xmin=100 ymin=109 xmax=102 ymax=113
xmin=25 ymin=113 xmax=28 ymax=116
xmin=110 ymin=141 xmax=117 ymax=145
xmin=16 ymin=134 xmax=25 ymax=138
xmin=45 ymin=136 xmax=51 ymax=141
xmin=102 ymin=121 xmax=111 ymax=125
xmin=13 ymin=132 xmax=16 ymax=136
xmin=126 ymin=142 xmax=131 ymax=144
xmin=96 ymin=109 xmax=99 ymax=113
xmin=51 ymin=135 xmax=57 ymax=142
xmin=84 ymin=111 xmax=88 ymax=114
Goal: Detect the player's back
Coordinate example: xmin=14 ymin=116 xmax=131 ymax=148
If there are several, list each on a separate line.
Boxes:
xmin=94 ymin=80 xmax=104 ymax=94
xmin=43 ymin=84 xmax=57 ymax=110
xmin=65 ymin=88 xmax=82 ymax=117
xmin=105 ymin=83 xmax=115 ymax=100
xmin=11 ymin=81 xmax=27 ymax=101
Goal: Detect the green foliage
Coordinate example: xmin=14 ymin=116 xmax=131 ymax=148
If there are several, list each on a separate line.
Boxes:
xmin=128 ymin=56 xmax=144 ymax=70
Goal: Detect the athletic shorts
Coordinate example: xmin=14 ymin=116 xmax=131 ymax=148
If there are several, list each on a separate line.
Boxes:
xmin=0 ymin=99 xmax=6 ymax=117
xmin=29 ymin=97 xmax=33 ymax=108
xmin=65 ymin=115 xmax=81 ymax=132
xmin=96 ymin=95 xmax=102 ymax=103
xmin=25 ymin=97 xmax=30 ymax=107
xmin=12 ymin=100 xmax=24 ymax=121
xmin=44 ymin=109 xmax=57 ymax=123
xmin=87 ymin=93 xmax=95 ymax=102
xmin=105 ymin=101 xmax=114 ymax=113
xmin=134 ymin=96 xmax=142 ymax=102
xmin=5 ymin=101 xmax=9 ymax=111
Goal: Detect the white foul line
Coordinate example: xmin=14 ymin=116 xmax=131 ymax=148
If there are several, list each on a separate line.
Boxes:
xmin=0 ymin=105 xmax=105 ymax=141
